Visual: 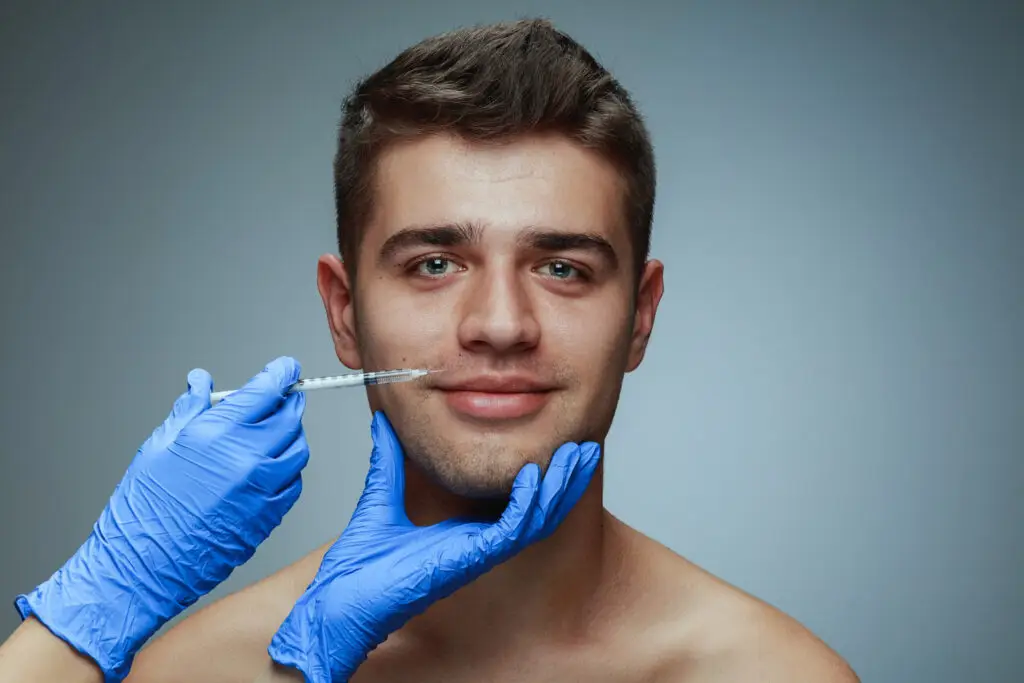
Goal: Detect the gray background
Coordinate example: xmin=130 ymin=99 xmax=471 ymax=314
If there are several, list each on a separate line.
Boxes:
xmin=1 ymin=1 xmax=1021 ymax=681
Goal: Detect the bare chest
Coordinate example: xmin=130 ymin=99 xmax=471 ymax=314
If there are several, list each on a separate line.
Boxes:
xmin=349 ymin=641 xmax=669 ymax=683
xmin=352 ymin=663 xmax=652 ymax=683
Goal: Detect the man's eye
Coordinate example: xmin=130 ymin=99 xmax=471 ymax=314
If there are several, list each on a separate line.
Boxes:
xmin=414 ymin=257 xmax=458 ymax=277
xmin=538 ymin=260 xmax=581 ymax=280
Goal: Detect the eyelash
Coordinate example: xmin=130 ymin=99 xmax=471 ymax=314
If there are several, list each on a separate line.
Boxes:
xmin=408 ymin=255 xmax=464 ymax=278
xmin=406 ymin=255 xmax=590 ymax=282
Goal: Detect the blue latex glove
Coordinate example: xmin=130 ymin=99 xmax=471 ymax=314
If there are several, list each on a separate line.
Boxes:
xmin=267 ymin=411 xmax=601 ymax=682
xmin=15 ymin=357 xmax=310 ymax=682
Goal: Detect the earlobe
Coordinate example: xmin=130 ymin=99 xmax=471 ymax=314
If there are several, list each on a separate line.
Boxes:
xmin=626 ymin=260 xmax=665 ymax=372
xmin=316 ymin=254 xmax=363 ymax=370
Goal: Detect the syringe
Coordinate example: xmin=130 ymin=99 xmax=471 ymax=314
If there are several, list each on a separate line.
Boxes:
xmin=210 ymin=368 xmax=433 ymax=405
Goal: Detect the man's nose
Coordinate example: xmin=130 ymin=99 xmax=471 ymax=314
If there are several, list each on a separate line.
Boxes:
xmin=456 ymin=269 xmax=541 ymax=354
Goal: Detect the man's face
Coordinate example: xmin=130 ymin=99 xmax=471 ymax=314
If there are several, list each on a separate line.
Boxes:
xmin=319 ymin=133 xmax=663 ymax=498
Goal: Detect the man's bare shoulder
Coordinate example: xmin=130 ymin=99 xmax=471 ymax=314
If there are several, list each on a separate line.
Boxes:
xmin=608 ymin=518 xmax=859 ymax=683
xmin=124 ymin=541 xmax=332 ymax=683
xmin=663 ymin=591 xmax=860 ymax=683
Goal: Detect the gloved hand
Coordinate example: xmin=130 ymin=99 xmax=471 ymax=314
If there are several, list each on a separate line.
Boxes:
xmin=15 ymin=357 xmax=310 ymax=683
xmin=267 ymin=411 xmax=601 ymax=683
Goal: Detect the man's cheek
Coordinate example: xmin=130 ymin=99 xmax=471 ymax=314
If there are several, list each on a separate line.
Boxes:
xmin=364 ymin=321 xmax=445 ymax=367
xmin=394 ymin=304 xmax=451 ymax=342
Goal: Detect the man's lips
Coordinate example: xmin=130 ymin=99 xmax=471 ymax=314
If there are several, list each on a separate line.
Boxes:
xmin=433 ymin=375 xmax=556 ymax=420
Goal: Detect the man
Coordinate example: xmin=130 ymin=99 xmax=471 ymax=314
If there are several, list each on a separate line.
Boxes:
xmin=126 ymin=18 xmax=858 ymax=682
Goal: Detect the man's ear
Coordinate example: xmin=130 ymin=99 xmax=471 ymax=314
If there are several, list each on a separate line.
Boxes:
xmin=626 ymin=259 xmax=665 ymax=372
xmin=317 ymin=253 xmax=363 ymax=370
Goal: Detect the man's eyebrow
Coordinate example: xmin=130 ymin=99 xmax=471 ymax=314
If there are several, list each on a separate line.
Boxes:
xmin=377 ymin=222 xmax=483 ymax=264
xmin=519 ymin=228 xmax=619 ymax=267
xmin=376 ymin=223 xmax=619 ymax=268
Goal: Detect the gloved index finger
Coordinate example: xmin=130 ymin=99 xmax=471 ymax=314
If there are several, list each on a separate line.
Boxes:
xmin=212 ymin=356 xmax=302 ymax=423
xmin=544 ymin=441 xmax=600 ymax=536
xmin=476 ymin=462 xmax=541 ymax=557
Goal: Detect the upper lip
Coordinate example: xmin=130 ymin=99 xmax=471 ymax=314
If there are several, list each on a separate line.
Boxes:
xmin=433 ymin=374 xmax=555 ymax=393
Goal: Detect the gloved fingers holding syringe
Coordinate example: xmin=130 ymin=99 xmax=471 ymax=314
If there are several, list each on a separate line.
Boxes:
xmin=13 ymin=356 xmax=314 ymax=681
xmin=4 ymin=357 xmax=595 ymax=683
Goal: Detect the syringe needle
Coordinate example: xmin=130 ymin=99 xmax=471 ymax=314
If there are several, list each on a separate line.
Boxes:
xmin=209 ymin=368 xmax=432 ymax=405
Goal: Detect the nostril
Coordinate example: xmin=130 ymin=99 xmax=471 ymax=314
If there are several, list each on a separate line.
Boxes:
xmin=456 ymin=279 xmax=541 ymax=352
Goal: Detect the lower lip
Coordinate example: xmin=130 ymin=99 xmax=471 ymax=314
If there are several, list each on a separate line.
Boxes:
xmin=442 ymin=390 xmax=551 ymax=420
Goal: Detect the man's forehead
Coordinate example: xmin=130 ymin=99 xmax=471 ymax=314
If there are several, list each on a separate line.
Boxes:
xmin=368 ymin=133 xmax=630 ymax=245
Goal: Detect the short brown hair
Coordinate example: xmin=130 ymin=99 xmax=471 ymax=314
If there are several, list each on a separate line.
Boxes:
xmin=334 ymin=18 xmax=656 ymax=280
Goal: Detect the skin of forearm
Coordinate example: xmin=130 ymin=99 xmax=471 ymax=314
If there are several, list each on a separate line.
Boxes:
xmin=0 ymin=617 xmax=103 ymax=683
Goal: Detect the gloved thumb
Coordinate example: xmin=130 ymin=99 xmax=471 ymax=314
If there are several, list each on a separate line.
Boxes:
xmin=183 ymin=368 xmax=213 ymax=409
xmin=167 ymin=368 xmax=211 ymax=420
xmin=213 ymin=356 xmax=302 ymax=423
xmin=137 ymin=368 xmax=214 ymax=459
xmin=359 ymin=411 xmax=407 ymax=513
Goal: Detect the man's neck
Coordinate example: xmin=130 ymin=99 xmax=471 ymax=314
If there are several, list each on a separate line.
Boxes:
xmin=400 ymin=458 xmax=610 ymax=655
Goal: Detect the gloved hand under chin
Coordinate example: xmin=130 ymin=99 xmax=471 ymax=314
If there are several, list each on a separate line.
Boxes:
xmin=267 ymin=411 xmax=601 ymax=683
xmin=15 ymin=357 xmax=310 ymax=682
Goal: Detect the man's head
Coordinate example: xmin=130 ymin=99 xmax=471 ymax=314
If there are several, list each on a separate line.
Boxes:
xmin=317 ymin=19 xmax=664 ymax=499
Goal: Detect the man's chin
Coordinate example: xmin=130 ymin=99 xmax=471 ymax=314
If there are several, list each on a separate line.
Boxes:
xmin=421 ymin=458 xmax=524 ymax=500
xmin=388 ymin=406 xmax=575 ymax=499
xmin=405 ymin=440 xmax=545 ymax=500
